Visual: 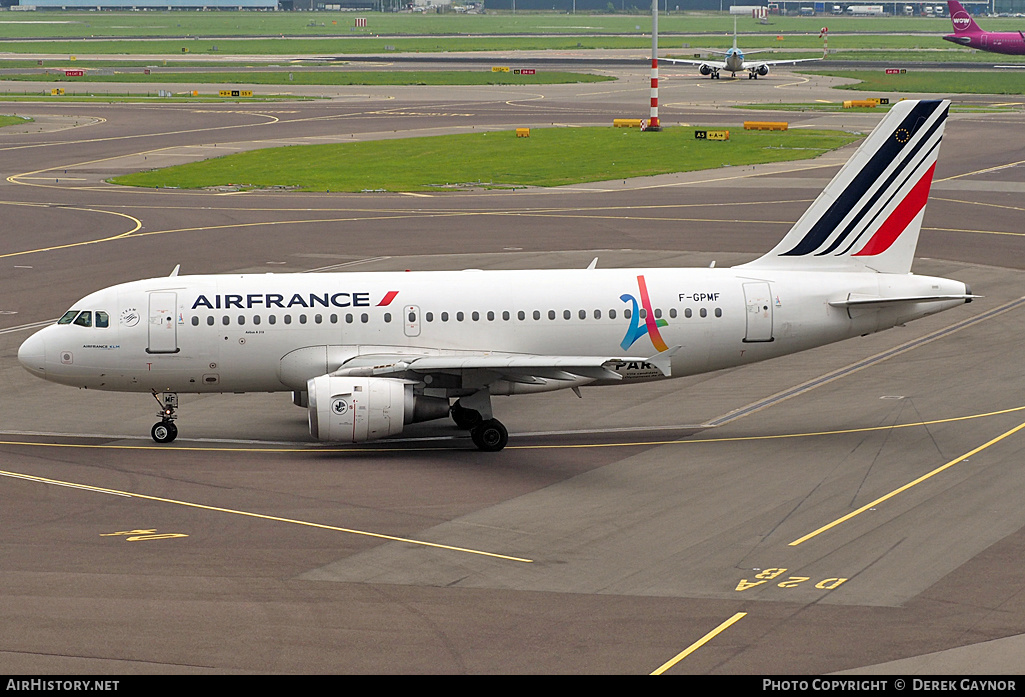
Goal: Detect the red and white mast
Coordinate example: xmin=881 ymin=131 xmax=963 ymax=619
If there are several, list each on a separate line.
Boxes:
xmin=647 ymin=0 xmax=662 ymax=132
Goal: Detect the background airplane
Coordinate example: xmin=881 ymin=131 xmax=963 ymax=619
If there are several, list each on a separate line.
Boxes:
xmin=665 ymin=17 xmax=824 ymax=79
xmin=943 ymin=0 xmax=1025 ymax=55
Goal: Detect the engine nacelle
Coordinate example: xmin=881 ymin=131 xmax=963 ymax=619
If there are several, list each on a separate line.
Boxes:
xmin=757 ymin=65 xmax=770 ymax=76
xmin=307 ymin=375 xmax=450 ymax=443
xmin=699 ymin=64 xmax=712 ymax=76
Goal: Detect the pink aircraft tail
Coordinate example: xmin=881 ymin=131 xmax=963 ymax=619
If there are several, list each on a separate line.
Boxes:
xmin=948 ymin=1 xmax=983 ymax=34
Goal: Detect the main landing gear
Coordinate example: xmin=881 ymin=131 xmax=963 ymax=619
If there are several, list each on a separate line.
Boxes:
xmin=451 ymin=396 xmax=509 ymax=452
xmin=150 ymin=391 xmax=178 ymax=443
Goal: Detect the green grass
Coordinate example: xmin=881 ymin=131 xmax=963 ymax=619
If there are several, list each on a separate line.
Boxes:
xmin=0 ymin=92 xmax=315 ymax=103
xmin=0 ymin=114 xmax=31 ymax=127
xmin=0 ymin=70 xmax=613 ymax=86
xmin=0 ymin=10 xmax=1021 ymax=63
xmin=0 ymin=12 xmax=970 ymax=39
xmin=738 ymin=102 xmax=1015 ymax=112
xmin=803 ymin=69 xmax=1025 ymax=95
xmin=111 ymin=126 xmax=861 ymax=192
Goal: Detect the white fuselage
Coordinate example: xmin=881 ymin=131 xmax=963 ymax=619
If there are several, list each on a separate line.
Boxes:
xmin=18 ymin=267 xmax=969 ymax=397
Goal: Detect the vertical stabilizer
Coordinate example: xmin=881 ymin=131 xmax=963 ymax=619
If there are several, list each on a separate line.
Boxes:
xmin=948 ymin=1 xmax=983 ymax=34
xmin=738 ymin=99 xmax=949 ymax=274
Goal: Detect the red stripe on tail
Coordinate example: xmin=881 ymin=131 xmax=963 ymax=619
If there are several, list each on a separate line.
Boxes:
xmin=853 ymin=163 xmax=936 ymax=257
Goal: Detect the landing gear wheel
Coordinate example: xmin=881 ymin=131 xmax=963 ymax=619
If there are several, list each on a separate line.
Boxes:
xmin=470 ymin=419 xmax=508 ymax=452
xmin=451 ymin=403 xmax=483 ymax=430
xmin=151 ymin=421 xmax=178 ymax=444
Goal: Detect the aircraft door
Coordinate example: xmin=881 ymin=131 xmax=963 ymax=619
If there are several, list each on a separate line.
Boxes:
xmin=742 ymin=282 xmax=774 ymax=343
xmin=147 ymin=291 xmax=180 ymax=354
xmin=403 ymin=305 xmax=421 ymax=338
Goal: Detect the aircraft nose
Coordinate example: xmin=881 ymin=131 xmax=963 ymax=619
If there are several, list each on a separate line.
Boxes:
xmin=18 ymin=329 xmax=47 ymax=377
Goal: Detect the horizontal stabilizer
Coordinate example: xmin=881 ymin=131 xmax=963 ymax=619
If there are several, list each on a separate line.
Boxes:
xmin=829 ymin=294 xmax=979 ymax=309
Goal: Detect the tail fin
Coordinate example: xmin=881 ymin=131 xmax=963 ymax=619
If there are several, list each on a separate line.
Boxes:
xmin=739 ymin=99 xmax=949 ymax=275
xmin=948 ymin=1 xmax=983 ymax=34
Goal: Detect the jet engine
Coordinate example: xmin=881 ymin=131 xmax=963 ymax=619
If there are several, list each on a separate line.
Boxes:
xmin=757 ymin=65 xmax=770 ymax=76
xmin=699 ymin=64 xmax=712 ymax=76
xmin=307 ymin=375 xmax=450 ymax=443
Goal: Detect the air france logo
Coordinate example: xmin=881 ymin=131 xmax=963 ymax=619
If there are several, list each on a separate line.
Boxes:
xmin=191 ymin=290 xmax=399 ymax=310
xmin=952 ymin=12 xmax=972 ymax=30
xmin=620 ymin=275 xmax=669 ymax=352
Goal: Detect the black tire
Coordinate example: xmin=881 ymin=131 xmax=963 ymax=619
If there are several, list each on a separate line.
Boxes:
xmin=470 ymin=419 xmax=508 ymax=452
xmin=151 ymin=421 xmax=178 ymax=444
xmin=451 ymin=403 xmax=483 ymax=430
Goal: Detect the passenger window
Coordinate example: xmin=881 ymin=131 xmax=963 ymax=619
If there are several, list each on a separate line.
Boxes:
xmin=58 ymin=310 xmax=78 ymax=325
xmin=624 ymin=309 xmax=631 ymax=319
xmin=532 ymin=310 xmax=540 ymax=321
xmin=254 ymin=315 xmax=262 ymax=325
xmin=609 ymin=309 xmax=617 ymax=319
xmin=238 ymin=315 xmax=245 ymax=325
xmin=457 ymin=312 xmax=464 ymax=322
xmin=269 ymin=315 xmax=277 ymax=325
xmin=314 ymin=314 xmax=322 ymax=324
xmin=548 ymin=310 xmax=556 ymax=320
xmin=563 ymin=310 xmax=571 ymax=320
xmin=700 ymin=308 xmax=708 ymax=318
xmin=73 ymin=311 xmax=92 ymax=327
xmin=715 ymin=308 xmax=722 ymax=318
xmin=284 ymin=315 xmax=292 ymax=325
xmin=361 ymin=314 xmax=368 ymax=323
xmin=472 ymin=311 xmax=480 ymax=321
xmin=299 ymin=315 xmax=307 ymax=325
xmin=191 ymin=316 xmax=199 ymax=326
xmin=685 ymin=308 xmax=693 ymax=318
xmin=669 ymin=308 xmax=677 ymax=319
xmin=518 ymin=311 xmax=525 ymax=321
xmin=96 ymin=311 xmax=109 ymax=328
xmin=441 ymin=312 xmax=449 ymax=322
xmin=207 ymin=316 xmax=215 ymax=326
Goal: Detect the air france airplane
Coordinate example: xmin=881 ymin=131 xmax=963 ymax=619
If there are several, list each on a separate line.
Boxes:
xmin=18 ymin=99 xmax=973 ymax=452
xmin=666 ymin=16 xmax=824 ymax=80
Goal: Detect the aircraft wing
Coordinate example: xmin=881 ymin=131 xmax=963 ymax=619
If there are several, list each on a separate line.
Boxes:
xmin=331 ymin=348 xmax=680 ymax=383
xmin=663 ymin=58 xmax=727 ymax=69
xmin=744 ymin=56 xmax=824 ymax=69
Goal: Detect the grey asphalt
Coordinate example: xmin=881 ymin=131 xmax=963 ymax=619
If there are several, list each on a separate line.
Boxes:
xmin=1 ymin=64 xmax=1024 ymax=674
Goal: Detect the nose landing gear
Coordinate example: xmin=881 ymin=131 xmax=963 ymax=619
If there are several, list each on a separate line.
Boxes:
xmin=150 ymin=391 xmax=178 ymax=443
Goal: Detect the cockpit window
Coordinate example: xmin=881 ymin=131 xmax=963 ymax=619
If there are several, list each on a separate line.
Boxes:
xmin=96 ymin=311 xmax=109 ymax=328
xmin=72 ymin=311 xmax=92 ymax=327
xmin=57 ymin=310 xmax=78 ymax=325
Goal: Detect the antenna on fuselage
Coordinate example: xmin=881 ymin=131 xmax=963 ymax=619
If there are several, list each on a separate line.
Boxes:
xmin=169 ymin=264 xmax=180 ymax=277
